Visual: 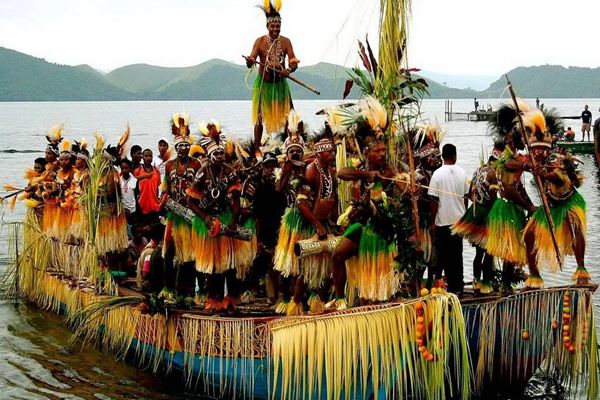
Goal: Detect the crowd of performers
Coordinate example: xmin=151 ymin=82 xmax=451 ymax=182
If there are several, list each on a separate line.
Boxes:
xmin=11 ymin=95 xmax=591 ymax=316
xmin=9 ymin=1 xmax=589 ymax=316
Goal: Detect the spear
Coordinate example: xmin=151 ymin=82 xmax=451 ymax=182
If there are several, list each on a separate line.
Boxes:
xmin=243 ymin=55 xmax=321 ymax=95
xmin=402 ymin=125 xmax=422 ymax=251
xmin=505 ymin=75 xmax=562 ymax=270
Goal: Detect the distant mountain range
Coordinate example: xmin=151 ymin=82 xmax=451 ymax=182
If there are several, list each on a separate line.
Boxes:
xmin=1 ymin=46 xmax=599 ymax=101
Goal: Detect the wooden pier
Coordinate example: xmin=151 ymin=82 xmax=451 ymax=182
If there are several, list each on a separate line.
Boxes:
xmin=444 ymin=100 xmax=496 ymax=122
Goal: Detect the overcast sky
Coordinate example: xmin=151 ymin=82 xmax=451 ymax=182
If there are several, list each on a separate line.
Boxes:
xmin=1 ymin=0 xmax=598 ymax=76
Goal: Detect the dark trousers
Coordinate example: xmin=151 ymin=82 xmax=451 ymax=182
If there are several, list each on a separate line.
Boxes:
xmin=434 ymin=225 xmax=464 ymax=293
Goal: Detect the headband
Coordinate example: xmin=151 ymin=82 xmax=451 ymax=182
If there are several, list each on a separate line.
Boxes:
xmin=315 ymin=139 xmax=335 ymax=153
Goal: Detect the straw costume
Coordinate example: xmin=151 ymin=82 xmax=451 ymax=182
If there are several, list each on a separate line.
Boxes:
xmin=413 ymin=123 xmax=444 ymax=267
xmin=484 ymin=103 xmax=534 ymax=271
xmin=161 ymin=113 xmax=201 ymax=300
xmin=247 ymin=0 xmax=299 ymax=152
xmin=272 ymin=112 xmax=310 ymax=313
xmin=284 ymin=134 xmax=338 ymax=316
xmin=40 ymin=126 xmax=62 ymax=235
xmin=187 ymin=132 xmax=242 ymax=311
xmin=520 ymin=109 xmax=589 ymax=287
xmin=329 ymin=97 xmax=404 ymax=308
xmin=452 ymin=145 xmax=502 ymax=293
xmin=95 ymin=128 xmax=130 ymax=258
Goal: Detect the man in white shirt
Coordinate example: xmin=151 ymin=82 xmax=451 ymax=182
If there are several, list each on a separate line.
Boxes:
xmin=119 ymin=159 xmax=138 ymax=228
xmin=428 ymin=143 xmax=469 ymax=294
xmin=152 ymin=137 xmax=171 ymax=195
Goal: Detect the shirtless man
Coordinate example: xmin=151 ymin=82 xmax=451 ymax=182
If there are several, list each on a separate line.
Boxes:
xmin=246 ymin=1 xmax=299 ymax=155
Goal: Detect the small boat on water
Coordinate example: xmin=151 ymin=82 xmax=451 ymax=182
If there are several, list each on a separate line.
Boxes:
xmin=556 ymin=140 xmax=595 ymax=154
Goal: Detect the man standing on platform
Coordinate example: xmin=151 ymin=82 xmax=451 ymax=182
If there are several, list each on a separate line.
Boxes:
xmin=580 ymin=105 xmax=592 ymax=142
xmin=428 ymin=144 xmax=469 ymax=295
xmin=246 ymin=0 xmax=299 ymax=157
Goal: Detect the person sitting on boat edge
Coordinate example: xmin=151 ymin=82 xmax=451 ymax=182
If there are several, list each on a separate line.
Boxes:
xmin=246 ymin=0 xmax=299 ymax=157
xmin=522 ymin=110 xmax=590 ymax=288
xmin=564 ymin=127 xmax=575 ymax=142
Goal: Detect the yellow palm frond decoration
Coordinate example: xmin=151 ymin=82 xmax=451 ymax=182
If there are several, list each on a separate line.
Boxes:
xmin=94 ymin=132 xmax=106 ymax=150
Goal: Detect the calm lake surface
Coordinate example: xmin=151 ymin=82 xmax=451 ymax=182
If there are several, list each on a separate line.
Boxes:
xmin=0 ymin=98 xmax=599 ymax=399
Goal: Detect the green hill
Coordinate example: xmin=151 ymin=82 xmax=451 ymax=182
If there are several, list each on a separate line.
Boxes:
xmin=105 ymin=63 xmax=193 ymax=92
xmin=0 ymin=47 xmax=135 ymax=101
xmin=480 ymin=65 xmax=600 ymax=98
xmin=2 ymin=46 xmax=599 ymax=101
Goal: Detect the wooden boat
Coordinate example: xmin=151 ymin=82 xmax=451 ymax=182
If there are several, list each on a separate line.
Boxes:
xmin=556 ymin=140 xmax=595 ymax=154
xmin=10 ymin=261 xmax=598 ymax=400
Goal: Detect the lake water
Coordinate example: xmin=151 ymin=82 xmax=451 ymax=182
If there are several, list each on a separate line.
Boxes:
xmin=0 ymin=98 xmax=599 ymax=399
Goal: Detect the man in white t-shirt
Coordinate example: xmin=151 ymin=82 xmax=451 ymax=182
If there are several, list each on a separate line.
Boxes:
xmin=119 ymin=159 xmax=138 ymax=227
xmin=152 ymin=137 xmax=171 ymax=195
xmin=427 ymin=143 xmax=469 ymax=294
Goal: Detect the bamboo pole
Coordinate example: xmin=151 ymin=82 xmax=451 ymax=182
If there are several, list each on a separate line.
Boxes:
xmin=242 ymin=55 xmax=320 ymax=95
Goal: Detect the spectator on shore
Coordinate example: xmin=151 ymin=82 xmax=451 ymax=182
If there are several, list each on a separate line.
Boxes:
xmin=134 ymin=149 xmax=161 ymax=225
xmin=474 ymin=98 xmax=479 ymax=112
xmin=428 ymin=143 xmax=469 ymax=295
xmin=536 ymin=98 xmax=540 ymax=109
xmin=581 ymin=105 xmax=592 ymax=142
xmin=130 ymin=145 xmax=143 ymax=171
xmin=119 ymin=159 xmax=138 ymax=228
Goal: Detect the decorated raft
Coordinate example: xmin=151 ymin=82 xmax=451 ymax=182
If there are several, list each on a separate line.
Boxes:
xmin=4 ymin=219 xmax=598 ymax=400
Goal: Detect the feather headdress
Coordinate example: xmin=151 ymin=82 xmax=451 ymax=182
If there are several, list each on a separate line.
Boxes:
xmin=260 ymin=0 xmax=282 ymax=23
xmin=45 ymin=124 xmax=64 ymax=154
xmin=116 ymin=126 xmax=131 ymax=159
xmin=60 ymin=138 xmax=73 ymax=156
xmin=283 ymin=110 xmax=306 ymax=153
xmin=413 ymin=122 xmax=444 ymax=159
xmin=522 ymin=108 xmax=562 ymax=148
xmin=171 ymin=112 xmax=191 ymax=146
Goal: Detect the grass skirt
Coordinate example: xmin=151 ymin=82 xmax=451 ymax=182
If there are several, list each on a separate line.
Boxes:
xmin=191 ymin=211 xmax=235 ymax=274
xmin=95 ymin=204 xmax=128 ymax=255
xmin=343 ymin=222 xmax=400 ymax=301
xmin=234 ymin=218 xmax=257 ymax=280
xmin=523 ymin=190 xmax=586 ymax=272
xmin=452 ymin=203 xmax=491 ymax=247
xmin=68 ymin=206 xmax=88 ymax=242
xmin=252 ymin=75 xmax=292 ymax=134
xmin=168 ymin=212 xmax=195 ymax=264
xmin=42 ymin=201 xmax=59 ymax=236
xmin=485 ymin=198 xmax=527 ymax=265
xmin=274 ymin=208 xmax=332 ymax=289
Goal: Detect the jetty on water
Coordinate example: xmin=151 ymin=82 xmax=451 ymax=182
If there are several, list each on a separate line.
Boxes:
xmin=444 ymin=100 xmax=496 ymax=122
